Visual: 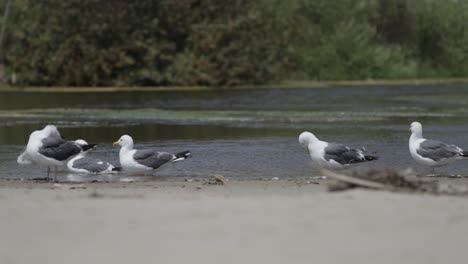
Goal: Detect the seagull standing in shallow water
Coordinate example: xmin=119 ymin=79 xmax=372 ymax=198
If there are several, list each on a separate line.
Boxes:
xmin=298 ymin=131 xmax=378 ymax=169
xmin=18 ymin=125 xmax=96 ymax=181
xmin=409 ymin=121 xmax=468 ymax=174
xmin=113 ymin=135 xmax=191 ymax=175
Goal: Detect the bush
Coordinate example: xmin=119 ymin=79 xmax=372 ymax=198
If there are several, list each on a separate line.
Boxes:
xmin=0 ymin=0 xmax=467 ymax=86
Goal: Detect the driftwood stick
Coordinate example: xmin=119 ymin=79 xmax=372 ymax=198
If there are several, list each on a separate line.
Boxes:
xmin=322 ymin=169 xmax=388 ymax=190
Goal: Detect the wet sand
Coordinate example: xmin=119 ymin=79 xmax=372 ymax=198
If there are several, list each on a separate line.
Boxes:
xmin=1 ymin=178 xmax=468 ymax=264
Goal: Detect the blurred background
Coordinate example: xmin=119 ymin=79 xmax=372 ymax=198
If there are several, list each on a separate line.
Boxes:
xmin=1 ymin=0 xmax=467 ymax=86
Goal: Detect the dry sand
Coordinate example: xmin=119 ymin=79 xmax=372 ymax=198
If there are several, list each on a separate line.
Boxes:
xmin=0 ymin=178 xmax=467 ymax=264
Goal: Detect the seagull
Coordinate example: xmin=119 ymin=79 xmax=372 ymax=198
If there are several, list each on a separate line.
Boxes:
xmin=67 ymin=139 xmax=121 ymax=174
xmin=18 ymin=125 xmax=96 ymax=181
xmin=298 ymin=131 xmax=378 ymax=169
xmin=113 ymin=135 xmax=191 ymax=175
xmin=409 ymin=121 xmax=467 ymax=172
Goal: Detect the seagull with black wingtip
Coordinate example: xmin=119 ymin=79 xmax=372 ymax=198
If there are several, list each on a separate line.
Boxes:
xmin=409 ymin=121 xmax=468 ymax=174
xmin=17 ymin=125 xmax=96 ymax=181
xmin=113 ymin=135 xmax=191 ymax=175
xmin=298 ymin=131 xmax=378 ymax=169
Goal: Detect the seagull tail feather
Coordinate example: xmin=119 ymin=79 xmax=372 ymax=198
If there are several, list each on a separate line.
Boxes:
xmin=81 ymin=144 xmax=97 ymax=152
xmin=172 ymin=151 xmax=191 ymax=162
xmin=461 ymin=152 xmax=468 ymax=158
xmin=364 ymin=155 xmax=378 ymax=161
xmin=112 ymin=166 xmax=122 ymax=171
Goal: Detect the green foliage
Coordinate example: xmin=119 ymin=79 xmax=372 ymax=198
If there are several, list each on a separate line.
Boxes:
xmin=166 ymin=0 xmax=291 ymax=85
xmin=0 ymin=0 xmax=467 ymax=86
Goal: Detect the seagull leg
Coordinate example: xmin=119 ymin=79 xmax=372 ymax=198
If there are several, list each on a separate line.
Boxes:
xmin=54 ymin=166 xmax=58 ymax=182
xmin=47 ymin=166 xmax=50 ymax=181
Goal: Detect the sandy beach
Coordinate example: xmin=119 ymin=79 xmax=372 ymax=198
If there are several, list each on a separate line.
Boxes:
xmin=1 ymin=178 xmax=467 ymax=264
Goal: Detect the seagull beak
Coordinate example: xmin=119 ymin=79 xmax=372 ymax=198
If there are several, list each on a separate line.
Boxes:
xmin=112 ymin=141 xmax=120 ymax=146
xmin=306 ymin=148 xmax=310 ymax=155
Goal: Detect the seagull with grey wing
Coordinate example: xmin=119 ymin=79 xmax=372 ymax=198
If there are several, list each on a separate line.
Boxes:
xmin=409 ymin=121 xmax=468 ymax=172
xmin=67 ymin=139 xmax=121 ymax=174
xmin=298 ymin=131 xmax=378 ymax=169
xmin=18 ymin=125 xmax=96 ymax=181
xmin=113 ymin=135 xmax=191 ymax=175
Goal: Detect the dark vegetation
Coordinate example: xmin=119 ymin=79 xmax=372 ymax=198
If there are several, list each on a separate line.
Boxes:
xmin=1 ymin=0 xmax=467 ymax=87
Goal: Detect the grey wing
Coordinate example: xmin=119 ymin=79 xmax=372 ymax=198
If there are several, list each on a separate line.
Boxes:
xmin=417 ymin=139 xmax=463 ymax=161
xmin=39 ymin=140 xmax=82 ymax=161
xmin=324 ymin=143 xmax=365 ymax=165
xmin=133 ymin=149 xmax=175 ymax=169
xmin=73 ymin=157 xmax=113 ymax=173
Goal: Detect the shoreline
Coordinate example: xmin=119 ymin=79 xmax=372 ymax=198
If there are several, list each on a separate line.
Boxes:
xmin=1 ymin=174 xmax=468 ymax=192
xmin=1 ymin=177 xmax=468 ymax=264
xmin=1 ymin=77 xmax=468 ymax=93
xmin=0 ymin=177 xmax=325 ymax=192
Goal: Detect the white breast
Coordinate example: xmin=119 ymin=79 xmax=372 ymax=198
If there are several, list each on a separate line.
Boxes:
xmin=119 ymin=148 xmax=150 ymax=173
xmin=409 ymin=137 xmax=438 ymax=166
xmin=308 ymin=141 xmax=338 ymax=168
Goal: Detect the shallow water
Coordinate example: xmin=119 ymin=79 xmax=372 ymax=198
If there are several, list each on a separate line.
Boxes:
xmin=2 ymin=84 xmax=468 ymax=181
